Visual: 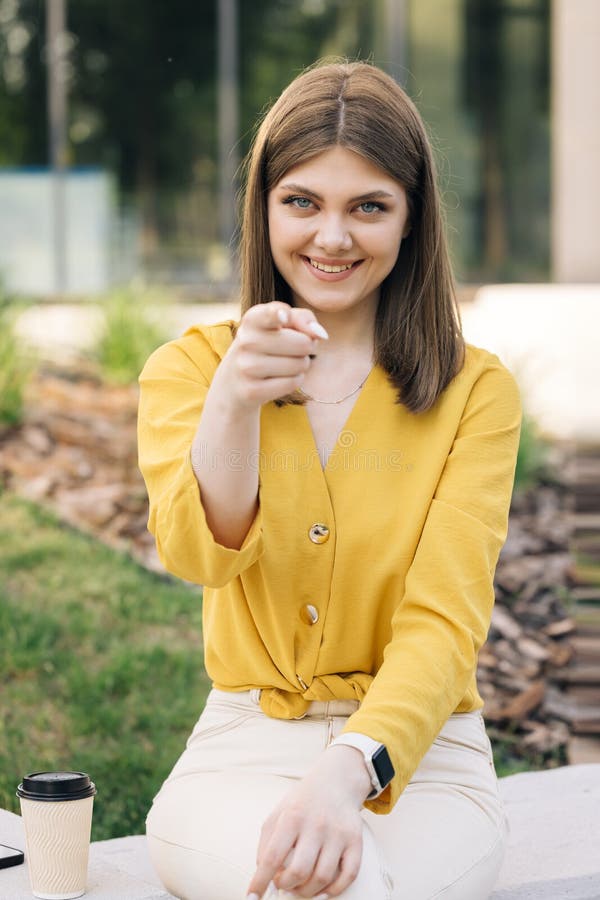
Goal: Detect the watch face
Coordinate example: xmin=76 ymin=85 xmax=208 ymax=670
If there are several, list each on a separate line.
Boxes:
xmin=372 ymin=745 xmax=395 ymax=789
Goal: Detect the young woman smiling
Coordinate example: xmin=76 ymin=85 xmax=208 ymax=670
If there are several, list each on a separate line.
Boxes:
xmin=138 ymin=61 xmax=521 ymax=900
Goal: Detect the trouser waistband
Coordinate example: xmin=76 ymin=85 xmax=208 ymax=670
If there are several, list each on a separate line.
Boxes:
xmin=210 ymin=688 xmax=360 ymax=719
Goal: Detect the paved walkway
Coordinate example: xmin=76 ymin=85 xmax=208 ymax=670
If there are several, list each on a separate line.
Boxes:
xmin=459 ymin=283 xmax=598 ymax=443
xmin=14 ymin=301 xmax=240 ymax=358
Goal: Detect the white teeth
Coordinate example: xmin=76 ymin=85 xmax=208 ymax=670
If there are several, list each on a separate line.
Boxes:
xmin=309 ymin=259 xmax=354 ymax=273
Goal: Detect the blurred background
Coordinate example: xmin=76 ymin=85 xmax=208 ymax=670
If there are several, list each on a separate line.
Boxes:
xmin=1 ymin=0 xmax=597 ymax=438
xmin=0 ymin=0 xmax=556 ymax=292
xmin=1 ymin=0 xmax=599 ymax=848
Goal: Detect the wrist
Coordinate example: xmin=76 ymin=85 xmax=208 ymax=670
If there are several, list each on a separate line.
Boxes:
xmin=213 ymin=352 xmax=267 ymax=416
xmin=329 ymin=733 xmax=395 ymax=799
xmin=325 ymin=744 xmax=373 ymax=804
xmin=208 ymin=365 xmax=261 ymax=420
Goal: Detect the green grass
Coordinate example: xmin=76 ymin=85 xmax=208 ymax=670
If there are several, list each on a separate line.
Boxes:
xmin=490 ymin=729 xmax=565 ymax=779
xmin=0 ymin=492 xmax=210 ymax=840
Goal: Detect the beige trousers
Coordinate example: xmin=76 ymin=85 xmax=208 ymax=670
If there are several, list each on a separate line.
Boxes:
xmin=146 ymin=689 xmax=508 ymax=900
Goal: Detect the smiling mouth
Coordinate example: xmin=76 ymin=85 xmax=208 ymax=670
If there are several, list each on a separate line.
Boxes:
xmin=305 ymin=257 xmax=362 ymax=273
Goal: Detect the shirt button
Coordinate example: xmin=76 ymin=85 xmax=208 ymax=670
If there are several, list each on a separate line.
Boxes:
xmin=300 ymin=604 xmax=319 ymax=625
xmin=308 ymin=523 xmax=330 ymax=544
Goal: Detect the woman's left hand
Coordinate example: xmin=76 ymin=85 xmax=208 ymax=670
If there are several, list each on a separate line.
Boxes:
xmin=246 ymin=745 xmax=372 ymax=899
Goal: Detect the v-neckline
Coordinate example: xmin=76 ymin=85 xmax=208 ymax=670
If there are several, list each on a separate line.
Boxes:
xmin=299 ymin=363 xmax=380 ymax=475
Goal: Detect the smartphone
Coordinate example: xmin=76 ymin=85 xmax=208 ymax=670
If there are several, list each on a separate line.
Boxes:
xmin=0 ymin=843 xmax=24 ymax=868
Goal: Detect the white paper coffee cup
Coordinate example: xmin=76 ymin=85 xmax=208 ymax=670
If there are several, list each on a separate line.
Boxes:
xmin=17 ymin=772 xmax=96 ymax=900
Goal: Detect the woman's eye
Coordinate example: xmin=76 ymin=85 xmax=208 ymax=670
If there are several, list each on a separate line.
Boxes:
xmin=283 ymin=196 xmax=313 ymax=209
xmin=358 ymin=201 xmax=383 ymax=214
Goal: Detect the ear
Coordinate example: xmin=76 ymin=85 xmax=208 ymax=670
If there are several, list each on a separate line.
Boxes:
xmin=402 ymin=223 xmax=412 ymax=238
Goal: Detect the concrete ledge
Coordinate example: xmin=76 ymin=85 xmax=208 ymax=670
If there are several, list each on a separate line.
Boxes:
xmin=2 ymin=764 xmax=599 ymax=898
xmin=0 ymin=807 xmax=173 ymax=899
xmin=491 ymin=764 xmax=600 ymax=899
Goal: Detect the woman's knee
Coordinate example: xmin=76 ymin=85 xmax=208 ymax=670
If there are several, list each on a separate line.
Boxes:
xmin=144 ymin=771 xmax=287 ymax=898
xmin=147 ymin=832 xmax=253 ymax=900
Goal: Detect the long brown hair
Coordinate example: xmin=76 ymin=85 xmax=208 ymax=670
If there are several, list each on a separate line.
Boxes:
xmin=238 ymin=60 xmax=465 ymax=414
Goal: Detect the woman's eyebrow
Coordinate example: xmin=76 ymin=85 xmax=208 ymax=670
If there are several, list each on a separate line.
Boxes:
xmin=278 ymin=183 xmax=395 ymax=203
xmin=278 ymin=183 xmax=323 ymax=200
xmin=349 ymin=189 xmax=395 ymax=203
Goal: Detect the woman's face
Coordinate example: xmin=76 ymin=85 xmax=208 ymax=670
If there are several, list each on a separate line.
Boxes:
xmin=267 ymin=145 xmax=410 ymax=320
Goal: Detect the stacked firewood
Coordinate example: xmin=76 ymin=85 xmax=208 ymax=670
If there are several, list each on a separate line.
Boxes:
xmin=1 ymin=367 xmax=595 ymax=764
xmin=478 ymin=453 xmax=600 ymax=764
xmin=478 ymin=489 xmax=574 ymax=759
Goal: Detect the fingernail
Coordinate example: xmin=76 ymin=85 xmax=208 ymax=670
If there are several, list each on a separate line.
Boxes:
xmin=246 ymin=894 xmax=260 ymax=900
xmin=278 ymin=310 xmax=289 ymax=325
xmin=315 ymin=894 xmax=330 ymax=900
xmin=308 ymin=321 xmax=329 ymax=339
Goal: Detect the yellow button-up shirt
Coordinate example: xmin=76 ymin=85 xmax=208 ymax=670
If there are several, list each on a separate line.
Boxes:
xmin=137 ymin=319 xmax=522 ymax=814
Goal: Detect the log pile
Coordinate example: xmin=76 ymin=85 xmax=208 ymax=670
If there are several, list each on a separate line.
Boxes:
xmin=477 ymin=491 xmax=575 ymax=761
xmin=477 ymin=449 xmax=600 ymax=764
xmin=0 ymin=367 xmax=595 ymax=765
xmin=564 ymin=443 xmax=600 ymax=762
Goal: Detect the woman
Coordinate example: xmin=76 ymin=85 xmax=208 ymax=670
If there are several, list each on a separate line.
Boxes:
xmin=138 ymin=61 xmax=521 ymax=900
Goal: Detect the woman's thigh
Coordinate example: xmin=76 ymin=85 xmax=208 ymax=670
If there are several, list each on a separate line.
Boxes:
xmin=145 ymin=692 xmax=393 ymax=899
xmin=146 ymin=695 xmax=507 ymax=900
xmin=366 ymin=711 xmax=508 ymax=899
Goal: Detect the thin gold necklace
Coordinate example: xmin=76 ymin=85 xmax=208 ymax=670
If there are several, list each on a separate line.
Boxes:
xmin=296 ymin=366 xmax=374 ymax=405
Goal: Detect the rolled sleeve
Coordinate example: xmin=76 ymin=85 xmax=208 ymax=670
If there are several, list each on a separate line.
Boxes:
xmin=137 ymin=338 xmax=264 ymax=587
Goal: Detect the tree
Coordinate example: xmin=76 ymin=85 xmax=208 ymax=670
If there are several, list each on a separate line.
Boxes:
xmin=0 ymin=0 xmax=378 ymax=250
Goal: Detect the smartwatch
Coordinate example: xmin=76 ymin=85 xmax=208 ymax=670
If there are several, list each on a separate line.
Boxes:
xmin=329 ymin=732 xmax=395 ymax=799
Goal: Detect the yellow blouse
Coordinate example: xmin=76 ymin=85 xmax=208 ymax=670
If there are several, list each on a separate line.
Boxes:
xmin=137 ymin=319 xmax=522 ymax=814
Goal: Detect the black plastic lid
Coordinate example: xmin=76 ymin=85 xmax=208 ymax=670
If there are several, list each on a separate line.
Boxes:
xmin=17 ymin=772 xmax=96 ymax=802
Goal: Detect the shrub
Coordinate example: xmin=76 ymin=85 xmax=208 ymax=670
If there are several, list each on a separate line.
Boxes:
xmin=514 ymin=412 xmax=553 ymax=492
xmin=0 ymin=295 xmax=35 ymax=428
xmin=93 ymin=283 xmax=172 ymax=384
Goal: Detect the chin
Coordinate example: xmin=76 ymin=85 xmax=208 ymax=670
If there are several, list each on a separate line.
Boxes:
xmin=297 ymin=298 xmax=352 ymax=314
xmin=293 ymin=288 xmax=363 ymax=311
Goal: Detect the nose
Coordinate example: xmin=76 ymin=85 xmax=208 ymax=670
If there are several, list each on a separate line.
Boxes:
xmin=314 ymin=214 xmax=352 ymax=253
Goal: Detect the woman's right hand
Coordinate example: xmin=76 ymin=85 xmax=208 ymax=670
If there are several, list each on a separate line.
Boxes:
xmin=217 ymin=301 xmax=329 ymax=412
